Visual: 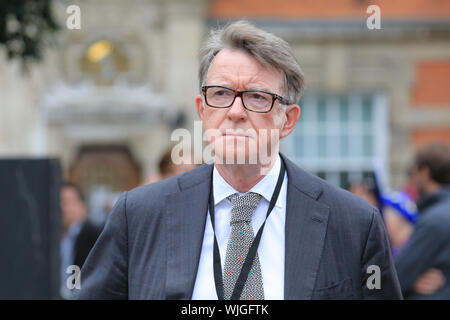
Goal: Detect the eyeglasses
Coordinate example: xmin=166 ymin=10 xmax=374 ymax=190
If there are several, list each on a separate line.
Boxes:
xmin=201 ymin=85 xmax=289 ymax=113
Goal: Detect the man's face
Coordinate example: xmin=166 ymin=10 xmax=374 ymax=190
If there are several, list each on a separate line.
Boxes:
xmin=61 ymin=187 xmax=87 ymax=229
xmin=195 ymin=48 xmax=300 ymax=165
xmin=410 ymin=165 xmax=428 ymax=197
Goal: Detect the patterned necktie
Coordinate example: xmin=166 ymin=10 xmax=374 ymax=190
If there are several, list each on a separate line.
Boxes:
xmin=223 ymin=192 xmax=264 ymax=300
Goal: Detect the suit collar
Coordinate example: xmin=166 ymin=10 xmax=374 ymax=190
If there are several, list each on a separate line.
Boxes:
xmin=280 ymin=153 xmax=323 ymax=201
xmin=176 ymin=154 xmax=315 ymax=197
xmin=212 ymin=155 xmax=284 ymax=208
xmin=177 ymin=162 xmax=214 ymax=191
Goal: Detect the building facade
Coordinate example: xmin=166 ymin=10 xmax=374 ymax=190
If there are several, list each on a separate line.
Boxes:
xmin=1 ymin=0 xmax=449 ymax=219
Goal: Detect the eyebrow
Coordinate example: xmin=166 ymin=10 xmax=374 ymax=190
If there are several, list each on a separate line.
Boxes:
xmin=247 ymin=86 xmax=272 ymax=92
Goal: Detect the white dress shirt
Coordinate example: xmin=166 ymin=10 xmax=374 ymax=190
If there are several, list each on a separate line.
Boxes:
xmin=192 ymin=155 xmax=287 ymax=300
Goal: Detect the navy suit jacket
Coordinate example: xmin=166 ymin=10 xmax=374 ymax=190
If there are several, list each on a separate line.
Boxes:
xmin=73 ymin=154 xmax=402 ymax=299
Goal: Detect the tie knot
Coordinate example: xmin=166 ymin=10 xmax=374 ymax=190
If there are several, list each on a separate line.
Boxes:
xmin=227 ymin=192 xmax=262 ymax=224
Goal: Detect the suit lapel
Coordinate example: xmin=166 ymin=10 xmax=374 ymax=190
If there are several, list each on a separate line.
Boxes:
xmin=281 ymin=155 xmax=330 ymax=300
xmin=164 ymin=164 xmax=213 ymax=299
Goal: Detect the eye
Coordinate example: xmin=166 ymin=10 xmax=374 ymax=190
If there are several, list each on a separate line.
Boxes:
xmin=214 ymin=90 xmax=227 ymax=96
xmin=251 ymin=93 xmax=265 ymax=100
xmin=210 ymin=88 xmax=233 ymax=98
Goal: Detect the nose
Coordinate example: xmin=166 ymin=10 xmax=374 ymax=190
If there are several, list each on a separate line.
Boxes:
xmin=227 ymin=94 xmax=248 ymax=122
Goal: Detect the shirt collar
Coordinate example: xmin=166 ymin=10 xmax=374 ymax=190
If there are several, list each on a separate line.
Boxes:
xmin=212 ymin=155 xmax=284 ymax=208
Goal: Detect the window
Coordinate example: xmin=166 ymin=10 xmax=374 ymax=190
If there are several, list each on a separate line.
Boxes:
xmin=281 ymin=92 xmax=389 ymax=189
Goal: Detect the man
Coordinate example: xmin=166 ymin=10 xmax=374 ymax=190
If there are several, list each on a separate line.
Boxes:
xmin=60 ymin=182 xmax=103 ymax=299
xmin=73 ymin=21 xmax=401 ymax=300
xmin=395 ymin=143 xmax=450 ymax=299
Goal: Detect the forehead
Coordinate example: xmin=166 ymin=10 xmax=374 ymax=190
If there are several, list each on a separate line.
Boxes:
xmin=206 ymin=48 xmax=284 ymax=91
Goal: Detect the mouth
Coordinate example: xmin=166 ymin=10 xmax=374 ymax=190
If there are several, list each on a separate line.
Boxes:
xmin=220 ymin=129 xmax=253 ymax=138
xmin=223 ymin=133 xmax=249 ymax=137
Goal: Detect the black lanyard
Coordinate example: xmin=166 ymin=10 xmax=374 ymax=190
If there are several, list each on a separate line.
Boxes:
xmin=208 ymin=158 xmax=286 ymax=300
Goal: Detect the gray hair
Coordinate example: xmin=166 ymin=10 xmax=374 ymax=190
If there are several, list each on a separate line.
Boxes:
xmin=199 ymin=20 xmax=305 ymax=105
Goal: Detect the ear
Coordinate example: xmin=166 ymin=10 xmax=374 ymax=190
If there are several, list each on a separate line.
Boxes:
xmin=280 ymin=104 xmax=300 ymax=139
xmin=195 ymin=94 xmax=205 ymax=120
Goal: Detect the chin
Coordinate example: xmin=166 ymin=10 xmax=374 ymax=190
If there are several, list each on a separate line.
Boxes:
xmin=210 ymin=136 xmax=245 ymax=164
xmin=213 ymin=147 xmax=258 ymax=165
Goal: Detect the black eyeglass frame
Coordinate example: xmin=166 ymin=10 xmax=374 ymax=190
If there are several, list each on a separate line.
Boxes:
xmin=201 ymin=85 xmax=290 ymax=113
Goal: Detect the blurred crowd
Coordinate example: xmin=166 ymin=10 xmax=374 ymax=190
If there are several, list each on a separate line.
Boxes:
xmin=61 ymin=141 xmax=450 ymax=299
xmin=59 ymin=144 xmax=199 ymax=298
xmin=350 ymin=142 xmax=450 ymax=299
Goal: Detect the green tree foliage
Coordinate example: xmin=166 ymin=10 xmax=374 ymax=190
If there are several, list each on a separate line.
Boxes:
xmin=0 ymin=0 xmax=59 ymax=66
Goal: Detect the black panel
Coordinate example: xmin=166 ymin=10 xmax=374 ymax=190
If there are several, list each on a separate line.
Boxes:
xmin=0 ymin=159 xmax=61 ymax=299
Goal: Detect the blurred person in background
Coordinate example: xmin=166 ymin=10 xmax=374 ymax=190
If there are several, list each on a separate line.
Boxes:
xmin=142 ymin=145 xmax=199 ymax=184
xmin=394 ymin=142 xmax=450 ymax=299
xmin=349 ymin=180 xmax=417 ymax=254
xmin=60 ymin=182 xmax=103 ymax=299
xmin=158 ymin=145 xmax=199 ymax=180
xmin=349 ymin=175 xmax=444 ymax=297
xmin=349 ymin=178 xmax=378 ymax=208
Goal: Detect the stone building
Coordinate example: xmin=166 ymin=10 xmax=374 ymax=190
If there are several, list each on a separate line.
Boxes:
xmin=1 ymin=0 xmax=449 ymax=220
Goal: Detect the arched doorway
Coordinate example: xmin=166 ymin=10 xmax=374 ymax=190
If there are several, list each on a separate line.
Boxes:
xmin=68 ymin=145 xmax=141 ymax=223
